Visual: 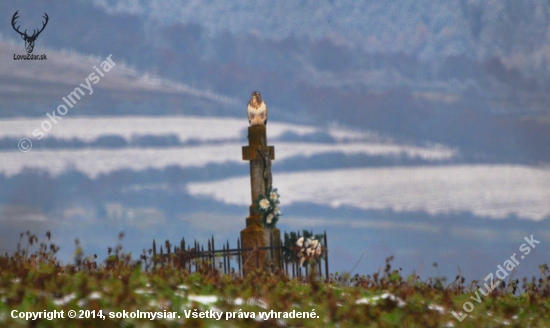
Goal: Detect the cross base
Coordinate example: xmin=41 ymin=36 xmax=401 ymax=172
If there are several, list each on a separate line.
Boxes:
xmin=240 ymin=214 xmax=281 ymax=274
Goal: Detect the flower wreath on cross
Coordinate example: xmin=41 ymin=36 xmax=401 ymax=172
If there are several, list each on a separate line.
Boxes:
xmin=254 ymin=187 xmax=281 ymax=229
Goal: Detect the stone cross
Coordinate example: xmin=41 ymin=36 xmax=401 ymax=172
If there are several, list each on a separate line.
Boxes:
xmin=241 ymin=126 xmax=275 ymax=219
xmin=240 ymin=125 xmax=280 ymax=273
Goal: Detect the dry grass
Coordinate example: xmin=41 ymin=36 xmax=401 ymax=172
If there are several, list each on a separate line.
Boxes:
xmin=1 ymin=231 xmax=550 ymax=327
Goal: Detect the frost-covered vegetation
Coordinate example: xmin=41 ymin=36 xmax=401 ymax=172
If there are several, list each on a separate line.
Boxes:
xmin=2 ymin=231 xmax=550 ymax=327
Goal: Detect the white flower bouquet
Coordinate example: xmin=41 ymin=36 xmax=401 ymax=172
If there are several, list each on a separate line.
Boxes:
xmin=254 ymin=187 xmax=281 ymax=229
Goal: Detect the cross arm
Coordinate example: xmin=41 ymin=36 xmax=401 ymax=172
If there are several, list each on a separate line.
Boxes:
xmin=242 ymin=146 xmax=275 ymax=161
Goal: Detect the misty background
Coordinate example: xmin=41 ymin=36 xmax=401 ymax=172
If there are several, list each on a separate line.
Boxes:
xmin=1 ymin=0 xmax=550 ymax=282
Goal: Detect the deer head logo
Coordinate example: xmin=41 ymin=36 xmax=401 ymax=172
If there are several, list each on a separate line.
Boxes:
xmin=11 ymin=11 xmax=49 ymax=54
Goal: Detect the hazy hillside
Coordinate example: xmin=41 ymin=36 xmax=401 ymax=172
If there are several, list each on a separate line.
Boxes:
xmin=2 ymin=0 xmax=550 ymax=163
xmin=90 ymin=0 xmax=550 ymax=62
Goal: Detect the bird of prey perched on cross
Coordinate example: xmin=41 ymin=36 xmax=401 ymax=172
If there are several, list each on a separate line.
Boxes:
xmin=247 ymin=91 xmax=268 ymax=126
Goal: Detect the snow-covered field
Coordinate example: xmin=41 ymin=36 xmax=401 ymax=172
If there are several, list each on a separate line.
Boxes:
xmin=187 ymin=165 xmax=550 ymax=221
xmin=0 ymin=141 xmax=454 ymax=177
xmin=0 ymin=116 xmax=455 ymax=177
xmin=3 ymin=116 xmax=547 ymax=222
xmin=0 ymin=116 xmax=315 ymax=142
xmin=0 ymin=116 xmax=389 ymax=143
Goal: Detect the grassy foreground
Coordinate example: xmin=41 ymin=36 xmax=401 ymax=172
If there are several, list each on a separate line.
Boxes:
xmin=1 ymin=232 xmax=550 ymax=327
